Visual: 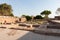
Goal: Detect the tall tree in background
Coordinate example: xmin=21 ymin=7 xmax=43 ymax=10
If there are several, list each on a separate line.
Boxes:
xmin=41 ymin=10 xmax=51 ymax=19
xmin=0 ymin=3 xmax=14 ymax=16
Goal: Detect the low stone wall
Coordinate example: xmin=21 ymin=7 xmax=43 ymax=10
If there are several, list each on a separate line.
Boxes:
xmin=0 ymin=16 xmax=19 ymax=23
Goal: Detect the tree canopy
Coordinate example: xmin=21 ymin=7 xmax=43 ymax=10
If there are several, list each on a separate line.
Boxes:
xmin=0 ymin=3 xmax=14 ymax=16
xmin=41 ymin=10 xmax=51 ymax=18
xmin=34 ymin=15 xmax=43 ymax=19
xmin=21 ymin=15 xmax=32 ymax=21
xmin=25 ymin=15 xmax=32 ymax=21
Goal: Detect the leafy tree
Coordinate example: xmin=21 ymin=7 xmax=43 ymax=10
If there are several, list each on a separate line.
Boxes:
xmin=34 ymin=15 xmax=43 ymax=19
xmin=25 ymin=15 xmax=32 ymax=21
xmin=0 ymin=3 xmax=14 ymax=16
xmin=10 ymin=13 xmax=14 ymax=16
xmin=21 ymin=15 xmax=26 ymax=17
xmin=41 ymin=10 xmax=51 ymax=19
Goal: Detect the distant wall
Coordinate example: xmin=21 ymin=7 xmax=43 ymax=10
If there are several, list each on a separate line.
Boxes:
xmin=0 ymin=16 xmax=19 ymax=23
xmin=20 ymin=16 xmax=27 ymax=22
xmin=54 ymin=16 xmax=60 ymax=20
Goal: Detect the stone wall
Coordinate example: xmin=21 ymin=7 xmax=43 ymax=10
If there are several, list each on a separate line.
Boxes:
xmin=0 ymin=16 xmax=19 ymax=23
xmin=20 ymin=16 xmax=26 ymax=22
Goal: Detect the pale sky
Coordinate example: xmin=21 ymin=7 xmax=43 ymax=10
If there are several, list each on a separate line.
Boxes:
xmin=0 ymin=0 xmax=60 ymax=18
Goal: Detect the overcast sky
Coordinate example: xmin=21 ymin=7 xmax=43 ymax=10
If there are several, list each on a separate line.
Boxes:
xmin=0 ymin=0 xmax=60 ymax=18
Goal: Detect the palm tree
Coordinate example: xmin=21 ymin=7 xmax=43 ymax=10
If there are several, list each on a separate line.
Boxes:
xmin=41 ymin=10 xmax=51 ymax=19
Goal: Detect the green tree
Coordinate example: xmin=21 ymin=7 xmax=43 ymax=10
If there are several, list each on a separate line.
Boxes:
xmin=41 ymin=10 xmax=51 ymax=19
xmin=0 ymin=3 xmax=14 ymax=16
xmin=21 ymin=15 xmax=26 ymax=17
xmin=25 ymin=15 xmax=32 ymax=21
xmin=34 ymin=15 xmax=43 ymax=19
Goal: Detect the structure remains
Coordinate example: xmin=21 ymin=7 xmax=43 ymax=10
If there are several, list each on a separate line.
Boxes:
xmin=54 ymin=16 xmax=60 ymax=20
xmin=0 ymin=16 xmax=19 ymax=24
xmin=0 ymin=16 xmax=27 ymax=24
xmin=20 ymin=16 xmax=27 ymax=22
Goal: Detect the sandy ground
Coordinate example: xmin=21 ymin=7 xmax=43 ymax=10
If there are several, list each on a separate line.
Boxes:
xmin=0 ymin=28 xmax=29 ymax=40
xmin=0 ymin=28 xmax=60 ymax=40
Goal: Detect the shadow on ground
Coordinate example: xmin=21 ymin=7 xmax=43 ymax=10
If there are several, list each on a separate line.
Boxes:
xmin=17 ymin=31 xmax=60 ymax=40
